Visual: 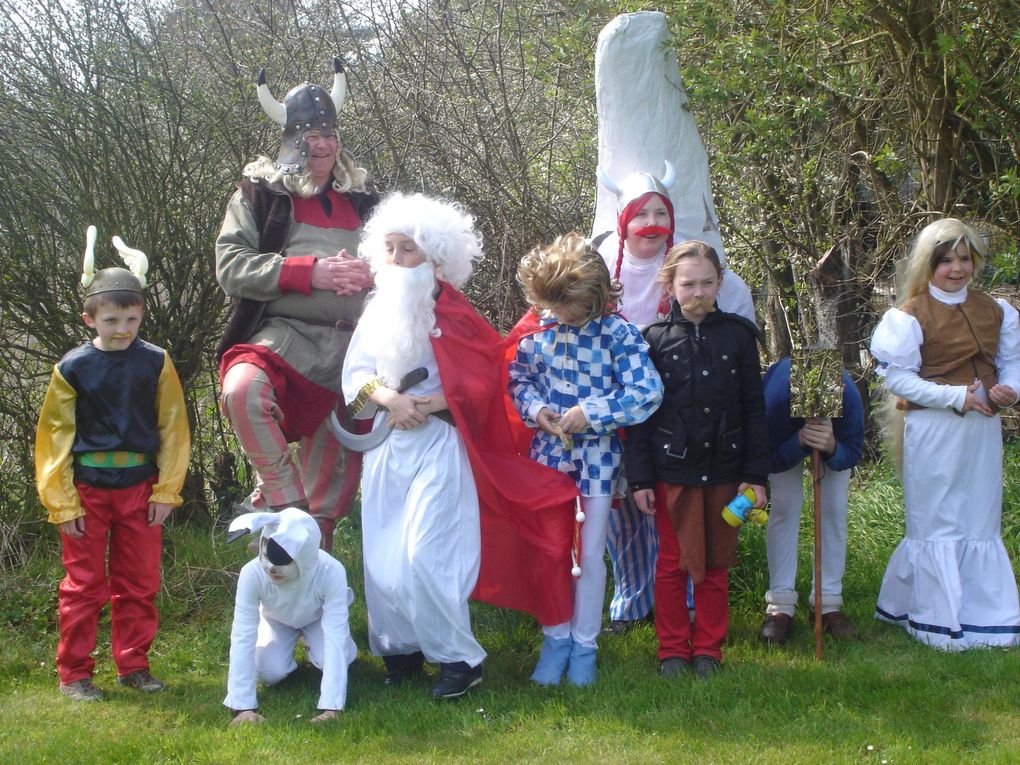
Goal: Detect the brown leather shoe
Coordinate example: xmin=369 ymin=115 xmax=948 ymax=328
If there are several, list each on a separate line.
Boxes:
xmin=820 ymin=611 xmax=859 ymax=639
xmin=760 ymin=613 xmax=793 ymax=645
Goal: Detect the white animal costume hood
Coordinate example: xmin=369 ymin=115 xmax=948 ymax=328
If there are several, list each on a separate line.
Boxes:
xmin=228 ymin=506 xmax=321 ymax=584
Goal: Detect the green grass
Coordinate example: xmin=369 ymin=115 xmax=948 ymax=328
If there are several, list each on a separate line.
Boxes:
xmin=3 ymin=456 xmax=1020 ymax=764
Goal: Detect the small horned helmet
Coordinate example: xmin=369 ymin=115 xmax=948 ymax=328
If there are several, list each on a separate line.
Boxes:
xmin=81 ymin=225 xmax=148 ymax=296
xmin=597 ymin=161 xmax=677 ymax=211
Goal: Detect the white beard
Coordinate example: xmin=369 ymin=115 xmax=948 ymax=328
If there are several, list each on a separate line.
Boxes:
xmin=358 ymin=263 xmax=437 ymax=387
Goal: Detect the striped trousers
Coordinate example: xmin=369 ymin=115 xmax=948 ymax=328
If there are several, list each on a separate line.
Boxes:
xmin=606 ymin=491 xmax=658 ymax=621
xmin=220 ymin=363 xmax=361 ymax=544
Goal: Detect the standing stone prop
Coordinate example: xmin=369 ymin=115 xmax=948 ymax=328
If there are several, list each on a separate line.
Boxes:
xmin=592 ymin=11 xmax=753 ymax=315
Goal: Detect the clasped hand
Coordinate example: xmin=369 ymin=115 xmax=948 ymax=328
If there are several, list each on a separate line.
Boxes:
xmin=962 ymin=379 xmax=1016 ymax=415
xmin=798 ymin=418 xmax=836 ymax=455
xmin=310 ymin=249 xmax=373 ymax=295
xmin=536 ymin=405 xmax=587 ymax=435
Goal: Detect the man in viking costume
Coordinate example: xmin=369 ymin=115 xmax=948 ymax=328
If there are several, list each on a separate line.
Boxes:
xmin=215 ymin=59 xmax=377 ymax=550
xmin=591 ymin=12 xmax=756 ymax=633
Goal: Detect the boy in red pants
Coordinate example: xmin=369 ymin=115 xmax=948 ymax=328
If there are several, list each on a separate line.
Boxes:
xmin=35 ymin=229 xmax=190 ymax=701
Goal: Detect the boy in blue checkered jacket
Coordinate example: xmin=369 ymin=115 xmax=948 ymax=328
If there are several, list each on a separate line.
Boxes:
xmin=508 ymin=232 xmax=663 ymax=686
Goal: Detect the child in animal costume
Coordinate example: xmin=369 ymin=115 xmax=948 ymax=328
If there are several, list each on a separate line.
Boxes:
xmin=224 ymin=507 xmax=357 ymax=724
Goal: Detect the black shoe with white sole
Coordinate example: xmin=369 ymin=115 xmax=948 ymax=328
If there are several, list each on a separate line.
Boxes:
xmin=430 ymin=662 xmax=482 ymax=699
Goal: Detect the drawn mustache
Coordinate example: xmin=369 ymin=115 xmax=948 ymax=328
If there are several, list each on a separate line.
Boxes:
xmin=631 ymin=225 xmax=672 ymax=238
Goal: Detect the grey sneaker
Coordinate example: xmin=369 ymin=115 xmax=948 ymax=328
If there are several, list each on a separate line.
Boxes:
xmin=60 ymin=678 xmax=105 ymax=702
xmin=657 ymin=656 xmax=690 ymax=678
xmin=117 ymin=670 xmax=166 ymax=693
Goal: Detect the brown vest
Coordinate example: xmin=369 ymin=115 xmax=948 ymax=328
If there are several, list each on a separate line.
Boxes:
xmin=898 ymin=290 xmax=1002 ymax=409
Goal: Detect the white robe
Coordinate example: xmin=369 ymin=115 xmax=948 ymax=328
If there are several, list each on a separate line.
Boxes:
xmin=342 ymin=327 xmax=486 ymax=667
xmin=870 ymin=283 xmax=1020 ymax=650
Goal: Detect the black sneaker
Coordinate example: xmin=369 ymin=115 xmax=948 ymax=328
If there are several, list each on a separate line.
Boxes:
xmin=691 ymin=655 xmax=721 ymax=680
xmin=383 ymin=651 xmax=425 ymax=687
xmin=430 ymin=664 xmax=482 ymax=699
xmin=657 ymin=656 xmax=690 ymax=678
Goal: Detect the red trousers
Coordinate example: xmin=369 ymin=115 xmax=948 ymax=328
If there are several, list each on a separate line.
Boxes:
xmin=57 ymin=478 xmax=162 ymax=684
xmin=654 ymin=485 xmax=732 ymax=661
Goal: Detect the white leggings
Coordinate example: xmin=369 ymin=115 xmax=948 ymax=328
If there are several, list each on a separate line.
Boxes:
xmin=543 ymin=494 xmax=613 ymax=648
xmin=765 ymin=463 xmax=851 ymax=615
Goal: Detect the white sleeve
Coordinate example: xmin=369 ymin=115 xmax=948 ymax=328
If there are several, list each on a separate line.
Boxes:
xmin=316 ymin=564 xmax=356 ymax=711
xmin=340 ymin=323 xmax=381 ymax=417
xmin=883 ymin=367 xmax=966 ymax=411
xmin=223 ymin=563 xmax=263 ymax=711
xmin=869 ymin=308 xmax=923 ymax=373
xmin=717 ymin=269 xmax=756 ymax=324
xmin=995 ymin=298 xmax=1020 ymax=393
xmin=870 ymin=308 xmax=965 ymax=411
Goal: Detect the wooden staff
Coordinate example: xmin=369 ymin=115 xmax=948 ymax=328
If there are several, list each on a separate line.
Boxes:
xmin=790 ymin=346 xmax=842 ymax=662
xmin=812 ymin=447 xmax=823 ymax=661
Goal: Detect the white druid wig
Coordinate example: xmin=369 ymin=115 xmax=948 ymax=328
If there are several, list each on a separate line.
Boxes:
xmin=359 ymin=192 xmax=483 ymax=289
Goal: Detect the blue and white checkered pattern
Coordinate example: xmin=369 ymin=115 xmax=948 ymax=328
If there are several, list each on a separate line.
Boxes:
xmin=508 ymin=313 xmax=663 ymax=497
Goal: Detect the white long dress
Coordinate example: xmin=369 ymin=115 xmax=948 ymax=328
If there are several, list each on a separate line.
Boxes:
xmin=870 ymin=283 xmax=1020 ymax=650
xmin=341 ymin=330 xmax=486 ymax=667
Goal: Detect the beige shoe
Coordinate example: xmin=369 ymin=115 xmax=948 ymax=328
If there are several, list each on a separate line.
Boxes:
xmin=117 ymin=669 xmax=166 ymax=692
xmin=60 ymin=678 xmax=105 ymax=702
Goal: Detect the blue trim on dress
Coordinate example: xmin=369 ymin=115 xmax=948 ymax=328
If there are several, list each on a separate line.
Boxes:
xmin=876 ymin=606 xmax=1020 ymax=639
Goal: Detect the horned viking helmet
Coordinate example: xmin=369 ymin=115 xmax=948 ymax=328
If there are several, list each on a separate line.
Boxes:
xmin=256 ymin=57 xmax=348 ymax=176
xmin=598 ymin=161 xmax=678 ymax=211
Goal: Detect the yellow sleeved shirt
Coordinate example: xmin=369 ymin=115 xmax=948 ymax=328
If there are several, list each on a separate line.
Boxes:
xmin=35 ymin=339 xmax=190 ymax=524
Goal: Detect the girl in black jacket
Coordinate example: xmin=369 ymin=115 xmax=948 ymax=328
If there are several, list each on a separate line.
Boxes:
xmin=625 ymin=241 xmax=769 ymax=678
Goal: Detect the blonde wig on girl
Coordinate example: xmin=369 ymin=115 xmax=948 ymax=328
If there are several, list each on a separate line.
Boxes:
xmin=899 ymin=218 xmax=987 ymax=304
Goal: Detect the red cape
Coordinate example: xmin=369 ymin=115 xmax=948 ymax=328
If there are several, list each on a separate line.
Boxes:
xmin=432 ymin=285 xmax=577 ymax=626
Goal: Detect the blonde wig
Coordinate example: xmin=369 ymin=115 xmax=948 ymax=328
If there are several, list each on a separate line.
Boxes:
xmin=517 ymin=232 xmax=621 ymax=324
xmin=899 ymin=218 xmax=987 ymax=304
xmin=243 ymin=145 xmax=368 ymax=198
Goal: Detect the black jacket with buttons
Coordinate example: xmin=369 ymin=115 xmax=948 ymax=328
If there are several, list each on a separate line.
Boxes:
xmin=625 ymin=303 xmax=770 ymax=490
